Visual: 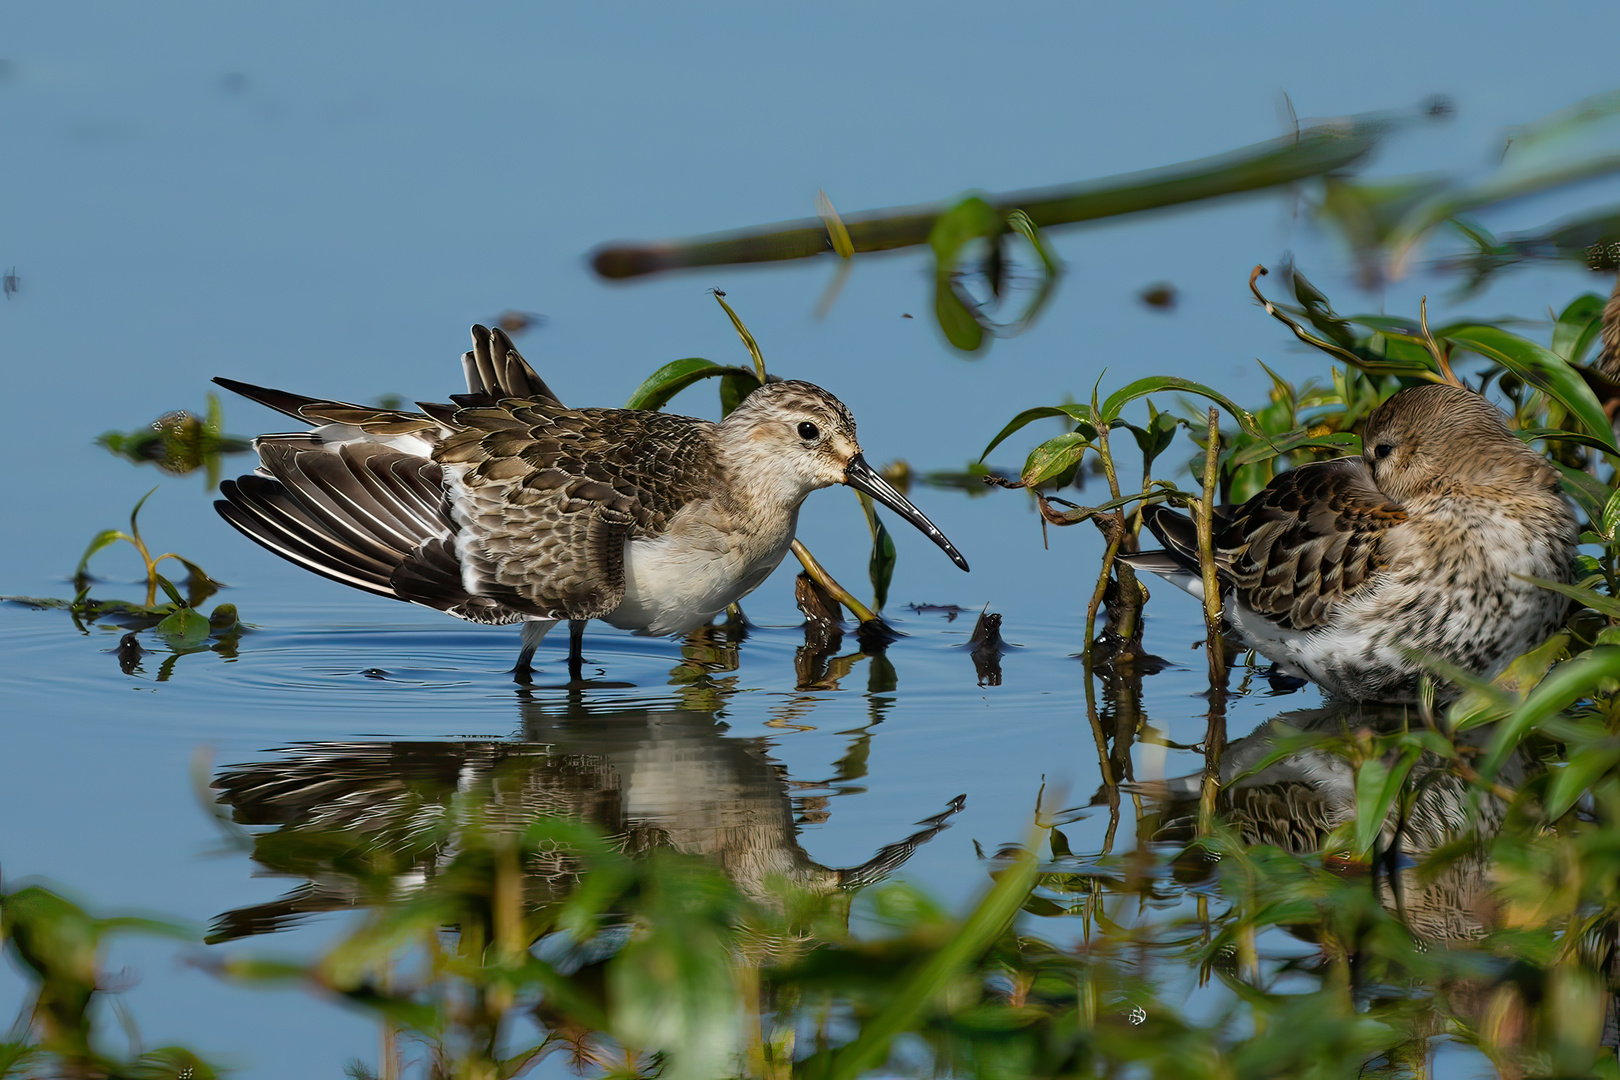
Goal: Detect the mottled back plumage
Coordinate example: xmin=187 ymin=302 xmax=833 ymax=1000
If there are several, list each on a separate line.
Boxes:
xmin=431 ymin=403 xmax=721 ymax=621
xmin=1124 ymin=384 xmax=1577 ymax=701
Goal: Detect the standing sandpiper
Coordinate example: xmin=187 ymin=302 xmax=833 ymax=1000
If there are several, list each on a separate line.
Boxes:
xmin=215 ymin=325 xmax=969 ymax=678
xmin=1122 ymin=383 xmax=1577 ymax=702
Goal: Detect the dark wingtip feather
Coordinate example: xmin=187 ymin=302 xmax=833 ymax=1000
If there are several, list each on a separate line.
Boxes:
xmin=457 ymin=324 xmax=562 ymax=406
xmin=1138 ymin=503 xmax=1203 ymax=573
xmin=213 ymin=377 xmax=328 ymax=422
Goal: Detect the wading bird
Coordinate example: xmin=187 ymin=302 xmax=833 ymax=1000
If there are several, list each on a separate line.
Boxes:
xmin=1122 ymin=383 xmax=1576 ymax=702
xmin=216 ymin=326 xmax=969 ymax=679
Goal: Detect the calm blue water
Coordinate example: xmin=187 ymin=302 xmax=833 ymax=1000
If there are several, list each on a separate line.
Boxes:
xmin=3 ymin=3 xmax=1619 ymax=1075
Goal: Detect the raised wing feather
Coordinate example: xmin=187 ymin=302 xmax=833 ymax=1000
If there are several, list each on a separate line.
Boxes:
xmin=453 ymin=324 xmax=561 ymax=406
xmin=437 ymin=402 xmax=719 ymax=621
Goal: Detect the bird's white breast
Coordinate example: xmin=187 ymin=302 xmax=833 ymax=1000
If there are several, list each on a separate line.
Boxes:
xmin=603 ymin=505 xmax=800 ymax=636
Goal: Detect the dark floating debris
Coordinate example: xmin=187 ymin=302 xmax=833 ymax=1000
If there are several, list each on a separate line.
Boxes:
xmin=495 ymin=310 xmax=546 ymax=335
xmin=907 ymin=602 xmax=972 ymax=622
xmin=116 ymin=631 xmax=145 ymax=675
xmin=1138 ymin=282 xmax=1178 ymax=310
xmin=3 ymin=266 xmax=18 ymax=299
xmin=967 ymin=609 xmax=1008 ymax=687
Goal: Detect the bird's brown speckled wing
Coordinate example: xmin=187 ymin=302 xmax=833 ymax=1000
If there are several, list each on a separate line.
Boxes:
xmin=435 ymin=402 xmax=720 ymax=621
xmin=1217 ymin=457 xmax=1407 ymax=630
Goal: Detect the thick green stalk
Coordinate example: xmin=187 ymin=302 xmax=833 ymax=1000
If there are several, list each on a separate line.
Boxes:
xmin=593 ymin=121 xmax=1382 ymax=278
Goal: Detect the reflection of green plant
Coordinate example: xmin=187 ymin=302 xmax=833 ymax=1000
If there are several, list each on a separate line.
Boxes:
xmin=94 ymin=393 xmax=250 ymax=488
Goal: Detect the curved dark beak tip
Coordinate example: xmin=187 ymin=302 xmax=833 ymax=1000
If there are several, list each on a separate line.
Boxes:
xmin=842 ymin=454 xmax=971 ymax=573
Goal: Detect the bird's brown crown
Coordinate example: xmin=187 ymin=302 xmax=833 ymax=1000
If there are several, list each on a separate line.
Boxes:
xmin=1361 ymin=383 xmax=1556 ymax=501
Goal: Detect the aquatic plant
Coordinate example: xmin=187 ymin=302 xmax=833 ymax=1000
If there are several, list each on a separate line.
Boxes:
xmin=1 ymin=488 xmax=243 ymax=679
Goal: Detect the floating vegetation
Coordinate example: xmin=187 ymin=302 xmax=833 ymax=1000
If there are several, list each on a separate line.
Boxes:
xmin=94 ymin=393 xmax=251 ymax=487
xmin=1 ymin=488 xmax=243 ymax=678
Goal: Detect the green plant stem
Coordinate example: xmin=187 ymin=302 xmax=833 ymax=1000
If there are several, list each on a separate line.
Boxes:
xmin=1195 ymin=408 xmax=1228 ymax=831
xmin=1195 ymin=409 xmax=1225 ymax=678
xmin=791 ymin=541 xmax=878 ymax=625
xmin=593 ymin=121 xmax=1382 ymax=278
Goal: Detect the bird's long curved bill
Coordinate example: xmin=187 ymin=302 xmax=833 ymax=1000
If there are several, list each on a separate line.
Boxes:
xmin=844 ymin=453 xmax=970 ymax=571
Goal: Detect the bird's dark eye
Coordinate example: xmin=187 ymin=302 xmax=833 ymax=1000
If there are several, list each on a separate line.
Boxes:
xmin=1373 ymin=443 xmax=1394 ymax=459
xmin=797 ymin=421 xmax=820 ymax=441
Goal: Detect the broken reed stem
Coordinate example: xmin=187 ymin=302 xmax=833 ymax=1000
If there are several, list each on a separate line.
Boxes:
xmin=1083 ymin=422 xmax=1147 ymax=651
xmin=791 ymin=540 xmax=879 ymax=625
xmin=1084 ymin=531 xmax=1121 ymax=649
xmin=1084 ymin=423 xmax=1125 ymax=649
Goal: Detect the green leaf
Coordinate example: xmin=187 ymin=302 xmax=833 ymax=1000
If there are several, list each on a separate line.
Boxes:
xmin=979 ymin=405 xmax=1095 ymax=461
xmin=1545 ymin=745 xmax=1620 ymax=820
xmin=1226 ymin=430 xmax=1358 ymax=468
xmin=154 ymin=574 xmax=186 ymax=608
xmin=928 ymin=195 xmax=1001 ymax=353
xmin=1604 ymin=489 xmax=1620 ymax=541
xmin=1119 ymin=405 xmax=1184 ymax=473
xmin=934 ymin=285 xmax=984 ymax=352
xmin=129 ymin=486 xmax=160 ymax=540
xmin=1517 ymin=427 xmax=1620 ymax=458
xmin=1553 ymin=460 xmax=1613 ymax=521
xmin=1353 ymin=748 xmax=1419 ymax=858
xmin=822 ymin=847 xmax=1041 ymax=1080
xmin=1480 ymin=646 xmax=1620 ymax=781
xmin=1099 ymin=376 xmax=1263 ymax=437
xmin=154 ymin=607 xmax=211 ymax=648
xmin=1020 ymin=431 xmax=1091 ymax=487
xmin=1518 ymin=574 xmax=1620 ymax=620
xmin=717 ymin=369 xmax=762 ymax=418
xmin=712 ymin=292 xmax=769 ymax=382
xmin=1552 ymin=293 xmax=1608 ymax=364
xmin=608 ymin=860 xmax=742 ymax=1080
xmin=999 ymin=209 xmax=1062 ymax=334
xmin=73 ymin=529 xmax=129 ymax=582
xmin=1443 ymin=325 xmax=1618 ymax=450
xmin=858 ymin=493 xmax=897 ymax=611
xmin=625 ymin=358 xmax=757 ymax=412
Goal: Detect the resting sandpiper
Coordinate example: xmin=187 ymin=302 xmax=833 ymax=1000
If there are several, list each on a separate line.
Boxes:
xmin=215 ymin=325 xmax=968 ymax=678
xmin=1122 ymin=383 xmax=1577 ymax=702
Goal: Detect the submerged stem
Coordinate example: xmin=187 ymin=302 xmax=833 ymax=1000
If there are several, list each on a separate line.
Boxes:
xmin=791 ymin=540 xmax=879 ymax=626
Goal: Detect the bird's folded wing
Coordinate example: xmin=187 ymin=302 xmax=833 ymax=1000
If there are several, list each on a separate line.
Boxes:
xmin=437 ymin=403 xmax=717 ymax=621
xmin=1219 ymin=457 xmax=1406 ymax=631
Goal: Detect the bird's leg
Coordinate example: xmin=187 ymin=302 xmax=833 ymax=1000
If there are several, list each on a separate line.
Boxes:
xmin=511 ymin=640 xmax=537 ymax=683
xmin=567 ymin=620 xmax=586 ymax=681
xmin=512 ymin=619 xmax=556 ymax=683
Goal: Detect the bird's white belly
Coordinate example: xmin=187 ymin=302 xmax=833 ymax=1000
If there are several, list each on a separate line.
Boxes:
xmin=603 ymin=527 xmax=794 ymax=637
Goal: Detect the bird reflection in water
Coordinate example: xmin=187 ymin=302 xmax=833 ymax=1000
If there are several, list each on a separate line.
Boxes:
xmin=1133 ymin=703 xmax=1520 ymax=943
xmin=208 ymin=693 xmax=964 ymax=944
